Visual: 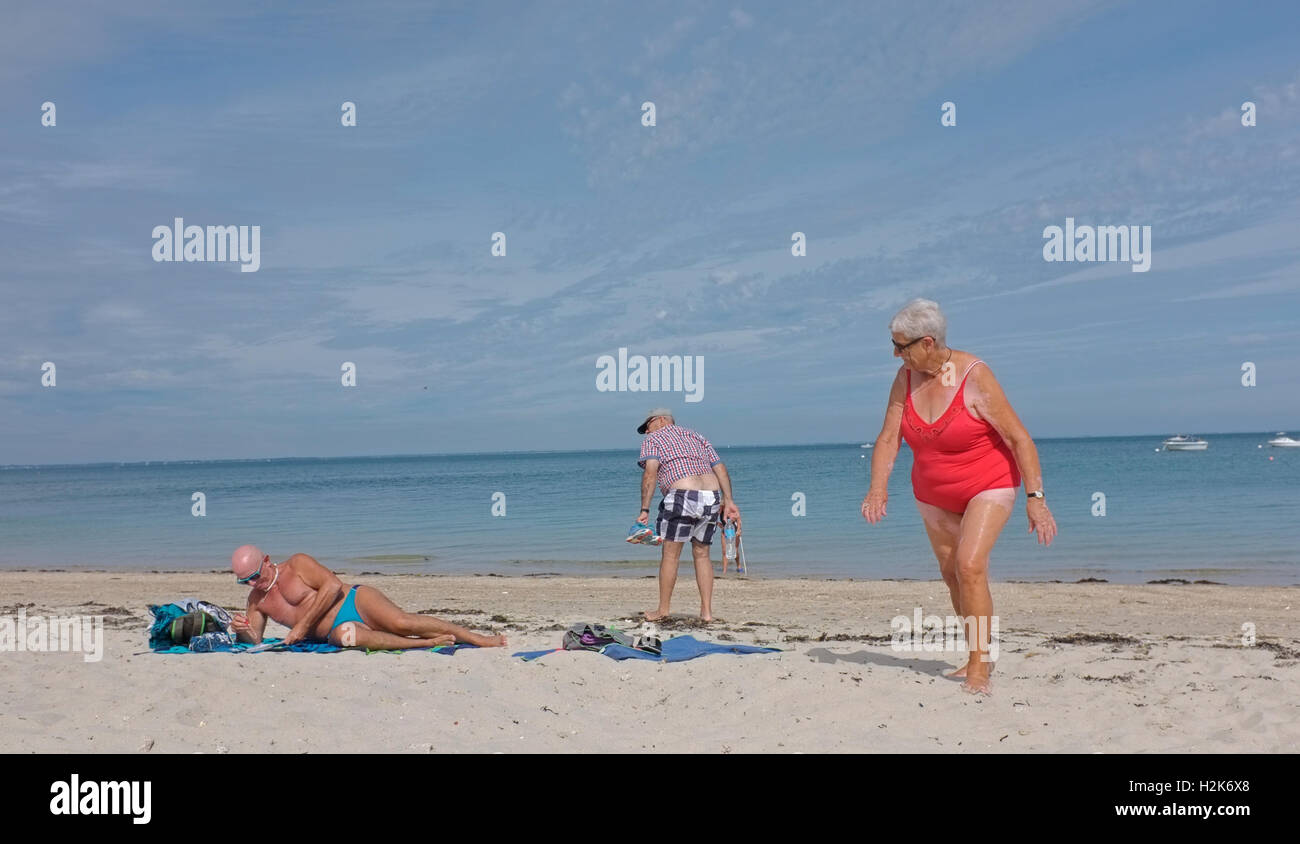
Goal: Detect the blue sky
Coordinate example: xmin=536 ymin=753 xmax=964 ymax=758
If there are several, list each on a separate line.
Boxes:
xmin=2 ymin=0 xmax=1298 ymax=463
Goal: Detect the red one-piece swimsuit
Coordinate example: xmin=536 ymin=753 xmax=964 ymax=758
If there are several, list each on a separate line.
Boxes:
xmin=900 ymin=360 xmax=1021 ymax=514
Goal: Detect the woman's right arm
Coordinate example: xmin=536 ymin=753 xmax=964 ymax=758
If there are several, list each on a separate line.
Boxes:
xmin=862 ymin=368 xmax=906 ymax=523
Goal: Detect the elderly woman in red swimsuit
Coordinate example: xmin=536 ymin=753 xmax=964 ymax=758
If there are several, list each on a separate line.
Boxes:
xmin=861 ymin=298 xmax=1057 ymax=695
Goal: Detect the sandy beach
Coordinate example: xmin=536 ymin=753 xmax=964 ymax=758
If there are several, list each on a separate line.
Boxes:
xmin=1 ymin=571 xmax=1297 ymax=753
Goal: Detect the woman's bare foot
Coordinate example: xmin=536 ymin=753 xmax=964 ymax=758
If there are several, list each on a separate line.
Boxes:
xmin=642 ymin=610 xmax=669 ymax=622
xmin=960 ymin=663 xmax=993 ymax=695
xmin=946 ymin=659 xmax=996 ymax=679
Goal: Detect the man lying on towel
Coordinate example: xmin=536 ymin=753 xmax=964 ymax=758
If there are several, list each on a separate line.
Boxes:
xmin=229 ymin=545 xmax=506 ymax=649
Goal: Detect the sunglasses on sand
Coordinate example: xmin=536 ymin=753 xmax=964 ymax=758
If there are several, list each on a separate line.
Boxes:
xmin=236 ymin=555 xmax=270 ymax=584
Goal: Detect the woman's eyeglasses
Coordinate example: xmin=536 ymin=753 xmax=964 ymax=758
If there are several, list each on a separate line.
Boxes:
xmin=892 ymin=336 xmax=928 ymax=352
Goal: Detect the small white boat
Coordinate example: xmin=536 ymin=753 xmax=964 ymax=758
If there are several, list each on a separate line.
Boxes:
xmin=860 ymin=442 xmax=873 ymax=448
xmin=1268 ymin=432 xmax=1300 ymax=448
xmin=1162 ymin=435 xmax=1208 ymax=451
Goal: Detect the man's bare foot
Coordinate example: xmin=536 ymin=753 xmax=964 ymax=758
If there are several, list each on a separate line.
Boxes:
xmin=642 ymin=610 xmax=669 ymax=622
xmin=395 ymin=635 xmax=457 ymax=649
xmin=464 ymin=632 xmax=508 ymax=647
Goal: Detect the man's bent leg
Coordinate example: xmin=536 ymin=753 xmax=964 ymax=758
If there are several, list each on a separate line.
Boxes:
xmin=353 ymin=585 xmax=507 ymax=647
xmin=691 ymin=540 xmax=714 ymax=621
xmin=645 ymin=541 xmax=684 ymax=621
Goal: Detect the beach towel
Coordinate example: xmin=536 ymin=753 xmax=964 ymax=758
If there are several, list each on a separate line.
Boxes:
xmin=150 ymin=636 xmax=476 ymax=656
xmin=514 ymin=634 xmax=779 ymax=663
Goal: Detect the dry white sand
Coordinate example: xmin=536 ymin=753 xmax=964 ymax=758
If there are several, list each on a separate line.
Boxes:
xmin=1 ymin=571 xmax=1297 ymax=753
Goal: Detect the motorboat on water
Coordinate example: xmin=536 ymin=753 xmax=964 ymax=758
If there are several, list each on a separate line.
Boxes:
xmin=1267 ymin=432 xmax=1300 ymax=447
xmin=860 ymin=442 xmax=873 ymax=448
xmin=1162 ymin=435 xmax=1208 ymax=451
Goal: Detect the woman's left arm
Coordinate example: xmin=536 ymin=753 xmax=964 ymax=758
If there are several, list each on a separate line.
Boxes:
xmin=968 ymin=364 xmax=1058 ymax=546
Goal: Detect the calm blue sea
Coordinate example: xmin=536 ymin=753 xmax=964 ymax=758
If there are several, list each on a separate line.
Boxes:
xmin=1 ymin=434 xmax=1297 ymax=584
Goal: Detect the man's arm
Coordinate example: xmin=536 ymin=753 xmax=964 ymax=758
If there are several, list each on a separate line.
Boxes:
xmin=232 ymin=599 xmax=268 ymax=644
xmin=283 ymin=554 xmax=344 ymax=643
xmin=712 ymin=462 xmax=741 ymax=528
xmin=638 ymin=459 xmax=659 ymax=524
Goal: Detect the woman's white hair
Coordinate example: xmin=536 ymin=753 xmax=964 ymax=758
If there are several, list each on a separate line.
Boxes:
xmin=889 ymin=298 xmax=947 ymax=347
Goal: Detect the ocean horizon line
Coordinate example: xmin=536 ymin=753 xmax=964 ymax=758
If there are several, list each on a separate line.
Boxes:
xmin=2 ymin=429 xmax=1291 ymax=470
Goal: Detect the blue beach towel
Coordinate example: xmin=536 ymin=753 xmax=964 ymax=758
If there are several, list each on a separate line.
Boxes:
xmin=152 ymin=636 xmax=476 ymax=656
xmin=514 ymin=634 xmax=779 ymax=663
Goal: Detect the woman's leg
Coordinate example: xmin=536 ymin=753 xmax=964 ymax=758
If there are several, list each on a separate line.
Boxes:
xmin=953 ymin=488 xmax=1016 ymax=693
xmin=916 ymin=499 xmax=963 ymax=614
xmin=916 ymin=499 xmax=969 ymax=677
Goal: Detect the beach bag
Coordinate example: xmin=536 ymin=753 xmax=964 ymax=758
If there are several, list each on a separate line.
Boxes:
xmin=184 ymin=600 xmax=233 ymax=629
xmin=167 ymin=610 xmax=226 ymax=646
xmin=147 ymin=604 xmax=230 ymax=650
xmin=188 ymin=631 xmax=237 ymax=652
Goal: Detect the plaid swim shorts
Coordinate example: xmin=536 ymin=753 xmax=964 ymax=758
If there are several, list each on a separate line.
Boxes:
xmin=656 ymin=489 xmax=722 ymax=544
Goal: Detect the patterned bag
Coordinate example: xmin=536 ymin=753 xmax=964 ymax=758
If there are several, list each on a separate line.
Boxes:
xmin=561 ymin=623 xmax=634 ymax=652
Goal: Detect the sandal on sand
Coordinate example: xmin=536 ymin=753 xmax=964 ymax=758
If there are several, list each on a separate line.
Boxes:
xmin=633 ymin=635 xmax=662 ymax=655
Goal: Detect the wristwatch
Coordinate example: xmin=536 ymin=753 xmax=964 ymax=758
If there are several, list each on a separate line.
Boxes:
xmin=1026 ymin=490 xmax=1045 ymax=500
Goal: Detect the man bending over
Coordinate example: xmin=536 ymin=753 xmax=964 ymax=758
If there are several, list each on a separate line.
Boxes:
xmin=634 ymin=409 xmax=741 ymax=622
